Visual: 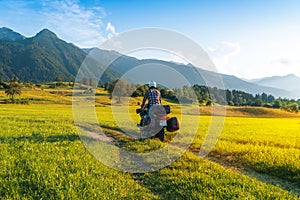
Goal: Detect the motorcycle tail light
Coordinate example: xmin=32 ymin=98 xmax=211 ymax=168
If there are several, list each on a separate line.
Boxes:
xmin=160 ymin=116 xmax=167 ymax=120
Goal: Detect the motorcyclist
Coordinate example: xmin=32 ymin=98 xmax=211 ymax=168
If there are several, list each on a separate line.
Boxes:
xmin=141 ymin=81 xmax=162 ymax=111
xmin=139 ymin=81 xmax=162 ymax=127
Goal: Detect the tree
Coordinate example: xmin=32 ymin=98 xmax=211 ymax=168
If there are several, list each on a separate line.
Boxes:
xmin=81 ymin=77 xmax=88 ymax=85
xmin=253 ymin=98 xmax=263 ymax=107
xmin=104 ymin=82 xmax=110 ymax=91
xmin=88 ymin=78 xmax=97 ymax=87
xmin=204 ymin=91 xmax=210 ymax=104
xmin=56 ymin=76 xmax=63 ymax=86
xmin=226 ymin=90 xmax=234 ymax=102
xmin=206 ymin=100 xmax=212 ymax=106
xmin=5 ymin=77 xmax=22 ymax=102
xmin=267 ymin=95 xmax=275 ymax=103
xmin=263 ymin=103 xmax=273 ymax=108
xmin=261 ymin=93 xmax=268 ymax=103
xmin=273 ymin=99 xmax=282 ymax=108
xmin=56 ymin=76 xmax=63 ymax=83
xmin=228 ymin=101 xmax=234 ymax=106
xmin=0 ymin=79 xmax=5 ymax=89
xmin=289 ymin=103 xmax=299 ymax=113
xmin=109 ymin=79 xmax=129 ymax=103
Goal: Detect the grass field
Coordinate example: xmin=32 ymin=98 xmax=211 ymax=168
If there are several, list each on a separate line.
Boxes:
xmin=0 ymin=88 xmax=300 ymax=199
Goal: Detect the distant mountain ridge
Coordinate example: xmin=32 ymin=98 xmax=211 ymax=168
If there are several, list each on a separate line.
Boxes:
xmin=0 ymin=27 xmax=298 ymax=98
xmin=87 ymin=47 xmax=294 ymax=98
xmin=250 ymin=74 xmax=300 ymax=92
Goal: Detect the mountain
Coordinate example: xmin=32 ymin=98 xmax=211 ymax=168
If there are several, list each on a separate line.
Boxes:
xmin=220 ymin=74 xmax=291 ymax=97
xmin=250 ymin=74 xmax=300 ymax=92
xmin=247 ymin=74 xmax=300 ymax=98
xmin=0 ymin=28 xmax=119 ymax=83
xmin=85 ymin=48 xmax=293 ymax=98
xmin=0 ymin=27 xmax=25 ymax=41
xmin=0 ymin=28 xmax=296 ymax=98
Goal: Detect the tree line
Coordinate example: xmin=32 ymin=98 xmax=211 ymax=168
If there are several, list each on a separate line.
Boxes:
xmin=1 ymin=77 xmax=299 ymax=113
xmin=104 ymin=80 xmax=300 ymax=113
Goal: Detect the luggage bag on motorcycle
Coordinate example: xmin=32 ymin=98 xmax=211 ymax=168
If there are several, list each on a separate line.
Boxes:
xmin=167 ymin=117 xmax=180 ymax=132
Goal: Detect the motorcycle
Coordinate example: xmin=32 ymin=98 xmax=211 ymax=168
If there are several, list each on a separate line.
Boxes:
xmin=136 ymin=105 xmax=180 ymax=141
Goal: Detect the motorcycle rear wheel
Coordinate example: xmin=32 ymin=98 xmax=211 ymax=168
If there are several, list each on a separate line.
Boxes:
xmin=155 ymin=128 xmax=164 ymax=142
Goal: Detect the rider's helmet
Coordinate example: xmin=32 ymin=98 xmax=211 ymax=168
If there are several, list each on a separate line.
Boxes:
xmin=148 ymin=81 xmax=157 ymax=88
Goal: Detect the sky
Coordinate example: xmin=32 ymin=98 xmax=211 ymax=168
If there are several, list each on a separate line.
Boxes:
xmin=0 ymin=0 xmax=300 ymax=79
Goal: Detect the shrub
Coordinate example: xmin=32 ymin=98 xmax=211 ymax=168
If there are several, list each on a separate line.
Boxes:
xmin=263 ymin=103 xmax=273 ymax=108
xmin=228 ymin=101 xmax=234 ymax=106
xmin=289 ymin=103 xmax=299 ymax=113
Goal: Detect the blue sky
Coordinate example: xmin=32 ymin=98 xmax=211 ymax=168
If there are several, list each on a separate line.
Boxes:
xmin=1 ymin=0 xmax=300 ymax=79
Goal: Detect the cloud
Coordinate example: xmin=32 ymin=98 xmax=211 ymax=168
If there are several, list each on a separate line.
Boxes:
xmin=106 ymin=22 xmax=116 ymax=34
xmin=271 ymin=58 xmax=290 ymax=65
xmin=207 ymin=41 xmax=240 ymax=58
xmin=266 ymin=58 xmax=300 ymax=78
xmin=0 ymin=0 xmax=116 ymax=48
xmin=207 ymin=41 xmax=241 ymax=74
xmin=106 ymin=22 xmax=117 ymax=39
xmin=41 ymin=0 xmax=107 ymax=47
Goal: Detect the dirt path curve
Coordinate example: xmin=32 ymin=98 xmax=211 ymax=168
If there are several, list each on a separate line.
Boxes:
xmin=83 ymin=129 xmax=114 ymax=143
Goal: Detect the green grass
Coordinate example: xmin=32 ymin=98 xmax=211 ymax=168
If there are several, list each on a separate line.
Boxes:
xmin=205 ymin=117 xmax=300 ymax=187
xmin=1 ymin=88 xmax=300 ymax=198
xmin=1 ymin=103 xmax=299 ymax=199
xmin=142 ymin=152 xmax=296 ymax=199
xmin=0 ymin=104 xmax=156 ymax=199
